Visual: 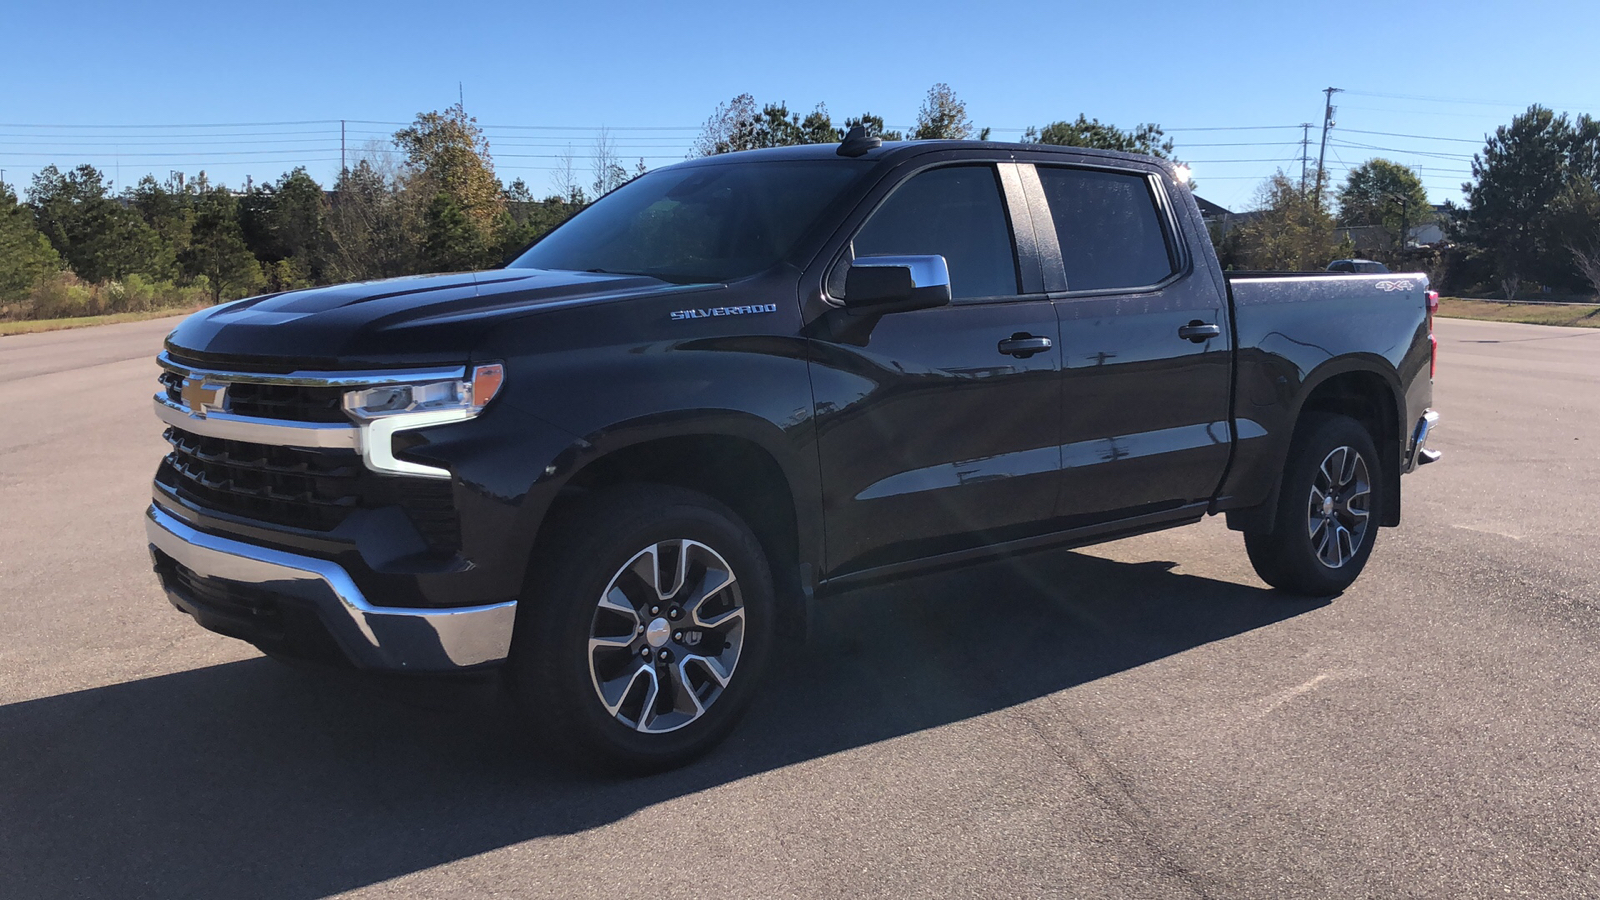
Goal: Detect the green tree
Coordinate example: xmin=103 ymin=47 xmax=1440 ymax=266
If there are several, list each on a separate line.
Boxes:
xmin=693 ymin=95 xmax=845 ymax=155
xmin=913 ymin=83 xmax=974 ymax=140
xmin=181 ymin=177 xmax=262 ymax=302
xmin=1552 ymin=179 xmax=1600 ymax=297
xmin=28 ymin=164 xmax=174 ymax=282
xmin=422 ymin=191 xmax=491 ymax=272
xmin=841 ymin=113 xmax=904 ymax=142
xmin=1023 ymin=115 xmax=1177 ymax=159
xmin=327 ymin=157 xmax=423 ymax=281
xmin=1459 ymin=105 xmax=1594 ymax=299
xmin=128 ymin=174 xmax=195 ymax=263
xmin=393 ymin=103 xmax=504 ymax=237
xmin=1232 ymin=171 xmax=1345 ymax=271
xmin=1337 ymin=159 xmax=1432 ymax=252
xmin=237 ymin=167 xmax=330 ymax=288
xmin=0 ymin=183 xmax=61 ymax=302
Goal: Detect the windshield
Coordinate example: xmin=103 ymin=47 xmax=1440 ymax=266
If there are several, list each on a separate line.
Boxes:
xmin=509 ymin=160 xmax=867 ymax=284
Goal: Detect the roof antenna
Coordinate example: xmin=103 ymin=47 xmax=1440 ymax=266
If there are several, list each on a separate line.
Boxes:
xmin=837 ymin=124 xmax=882 ymax=158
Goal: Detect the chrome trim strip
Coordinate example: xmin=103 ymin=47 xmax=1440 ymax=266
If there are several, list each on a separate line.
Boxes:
xmin=154 ymin=394 xmax=359 ymax=449
xmin=359 ymin=409 xmax=465 ymax=479
xmin=158 ymin=351 xmax=465 ymax=388
xmin=1405 ymin=409 xmax=1441 ymax=472
xmin=850 ymin=254 xmax=951 ymax=290
xmin=145 ymin=505 xmax=515 ymax=670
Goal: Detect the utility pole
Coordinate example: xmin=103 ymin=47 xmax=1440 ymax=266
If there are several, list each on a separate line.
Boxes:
xmin=340 ymin=120 xmax=347 ymax=177
xmin=1299 ymin=123 xmax=1312 ymax=193
xmin=1315 ymin=87 xmax=1342 ymax=207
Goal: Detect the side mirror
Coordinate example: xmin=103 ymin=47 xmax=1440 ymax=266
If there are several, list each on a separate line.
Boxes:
xmin=842 ymin=255 xmax=952 ymax=316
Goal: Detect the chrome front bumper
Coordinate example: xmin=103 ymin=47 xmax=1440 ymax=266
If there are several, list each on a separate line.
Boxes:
xmin=1405 ymin=409 xmax=1441 ymax=473
xmin=145 ymin=505 xmax=516 ymax=671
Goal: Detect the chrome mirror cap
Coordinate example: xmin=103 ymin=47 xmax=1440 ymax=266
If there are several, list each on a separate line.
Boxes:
xmin=842 ymin=254 xmax=952 ymax=315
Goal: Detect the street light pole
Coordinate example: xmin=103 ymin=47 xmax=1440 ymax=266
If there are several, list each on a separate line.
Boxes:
xmin=1388 ymin=193 xmax=1412 ymax=254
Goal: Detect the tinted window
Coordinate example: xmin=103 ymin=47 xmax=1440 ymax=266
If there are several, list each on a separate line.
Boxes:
xmin=850 ymin=165 xmax=1019 ymax=300
xmin=510 ymin=160 xmax=866 ymax=284
xmin=1037 ymin=167 xmax=1176 ymax=291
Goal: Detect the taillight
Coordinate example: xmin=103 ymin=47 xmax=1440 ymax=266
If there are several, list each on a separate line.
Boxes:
xmin=1426 ymin=290 xmax=1438 ymax=378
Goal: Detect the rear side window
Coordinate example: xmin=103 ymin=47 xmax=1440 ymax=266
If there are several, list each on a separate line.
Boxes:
xmin=1037 ymin=167 xmax=1176 ymax=292
xmin=850 ymin=165 xmax=1020 ymax=301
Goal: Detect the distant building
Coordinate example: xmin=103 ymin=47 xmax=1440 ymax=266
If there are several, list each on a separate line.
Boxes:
xmin=1194 ymin=196 xmax=1262 ymax=235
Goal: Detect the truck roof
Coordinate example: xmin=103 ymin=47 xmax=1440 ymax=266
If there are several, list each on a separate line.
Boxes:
xmin=675 ymin=140 xmax=1182 ymax=175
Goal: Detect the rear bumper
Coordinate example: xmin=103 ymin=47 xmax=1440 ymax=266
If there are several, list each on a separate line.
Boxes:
xmin=1405 ymin=409 xmax=1441 ymax=473
xmin=145 ymin=504 xmax=516 ymax=671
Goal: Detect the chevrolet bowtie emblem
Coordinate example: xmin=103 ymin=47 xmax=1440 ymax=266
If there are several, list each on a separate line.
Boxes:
xmin=180 ymin=378 xmax=228 ymax=417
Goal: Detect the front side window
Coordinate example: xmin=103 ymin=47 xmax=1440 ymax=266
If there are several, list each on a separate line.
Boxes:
xmin=510 ymin=160 xmax=867 ymax=284
xmin=1037 ymin=167 xmax=1177 ymax=292
xmin=848 ymin=165 xmax=1020 ymax=301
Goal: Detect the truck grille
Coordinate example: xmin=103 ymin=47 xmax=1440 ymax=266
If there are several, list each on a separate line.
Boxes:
xmin=159 ymin=427 xmax=461 ymax=552
xmin=226 ymin=382 xmax=348 ymax=423
xmin=157 ymin=369 xmax=347 ymax=423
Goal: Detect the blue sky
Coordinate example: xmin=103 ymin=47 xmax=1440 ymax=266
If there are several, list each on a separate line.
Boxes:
xmin=4 ymin=0 xmax=1598 ymax=211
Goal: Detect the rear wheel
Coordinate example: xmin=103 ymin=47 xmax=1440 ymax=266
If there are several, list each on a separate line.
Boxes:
xmin=505 ymin=484 xmax=776 ymax=773
xmin=1244 ymin=413 xmax=1382 ymax=596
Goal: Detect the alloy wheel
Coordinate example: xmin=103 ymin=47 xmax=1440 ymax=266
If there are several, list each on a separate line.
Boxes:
xmin=586 ymin=539 xmax=746 ymax=733
xmin=1306 ymin=445 xmax=1371 ymax=569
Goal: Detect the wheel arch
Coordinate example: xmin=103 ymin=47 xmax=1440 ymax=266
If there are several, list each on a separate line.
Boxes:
xmin=1229 ymin=356 xmax=1406 ymax=533
xmin=521 ymin=413 xmax=818 ymax=638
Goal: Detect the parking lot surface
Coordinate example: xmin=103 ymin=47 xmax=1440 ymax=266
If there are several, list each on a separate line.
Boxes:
xmin=1 ymin=315 xmax=1596 ymax=899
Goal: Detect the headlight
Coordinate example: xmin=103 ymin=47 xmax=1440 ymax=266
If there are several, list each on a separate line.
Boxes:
xmin=341 ymin=363 xmax=505 ymax=479
xmin=342 ymin=363 xmax=505 ymax=420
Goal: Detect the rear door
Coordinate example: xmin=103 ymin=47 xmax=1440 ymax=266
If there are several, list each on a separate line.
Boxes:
xmin=808 ymin=161 xmax=1063 ymax=576
xmin=1025 ymin=161 xmax=1233 ymax=524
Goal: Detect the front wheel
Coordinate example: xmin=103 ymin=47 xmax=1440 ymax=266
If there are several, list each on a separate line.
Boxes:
xmin=1244 ymin=413 xmax=1383 ymax=596
xmin=504 ymin=485 xmax=776 ymax=773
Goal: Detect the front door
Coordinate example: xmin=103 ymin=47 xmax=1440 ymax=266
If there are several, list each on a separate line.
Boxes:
xmin=809 ymin=163 xmax=1063 ymax=577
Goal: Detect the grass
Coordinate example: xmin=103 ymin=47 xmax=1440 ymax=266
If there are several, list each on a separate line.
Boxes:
xmin=0 ymin=306 xmax=204 ymax=336
xmin=1436 ymin=296 xmax=1600 ymax=328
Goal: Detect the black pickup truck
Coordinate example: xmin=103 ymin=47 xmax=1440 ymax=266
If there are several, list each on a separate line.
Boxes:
xmin=146 ymin=135 xmax=1440 ymax=770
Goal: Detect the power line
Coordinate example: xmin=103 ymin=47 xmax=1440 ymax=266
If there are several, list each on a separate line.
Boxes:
xmin=1170 ymin=157 xmax=1306 ymax=164
xmin=1171 ymin=141 xmax=1302 ymax=148
xmin=1163 ymin=125 xmax=1304 ymax=132
xmin=1341 ymin=89 xmax=1594 ymax=110
xmin=1328 ymin=139 xmax=1474 ymax=161
xmin=0 ymin=120 xmax=347 ymax=129
xmin=0 ymin=129 xmax=339 ymax=141
xmin=0 ymin=149 xmax=341 ymax=158
xmin=1339 ymin=128 xmax=1484 ymax=144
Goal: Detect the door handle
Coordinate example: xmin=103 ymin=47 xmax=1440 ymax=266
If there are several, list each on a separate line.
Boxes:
xmin=998 ymin=334 xmax=1053 ymax=358
xmin=1178 ymin=321 xmax=1221 ymax=343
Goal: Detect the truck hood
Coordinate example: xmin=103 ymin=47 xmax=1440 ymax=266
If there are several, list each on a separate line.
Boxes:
xmin=164 ymin=269 xmax=713 ymax=370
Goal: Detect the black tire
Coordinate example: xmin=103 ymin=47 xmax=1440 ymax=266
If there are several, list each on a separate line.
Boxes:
xmin=1244 ymin=413 xmax=1383 ymax=596
xmin=504 ymin=484 xmax=776 ymax=774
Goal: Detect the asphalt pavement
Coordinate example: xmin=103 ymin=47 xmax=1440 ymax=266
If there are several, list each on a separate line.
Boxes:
xmin=0 ymin=314 xmax=1597 ymax=899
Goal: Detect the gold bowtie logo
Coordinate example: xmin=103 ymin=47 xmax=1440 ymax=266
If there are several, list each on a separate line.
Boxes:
xmin=180 ymin=379 xmax=228 ymax=417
